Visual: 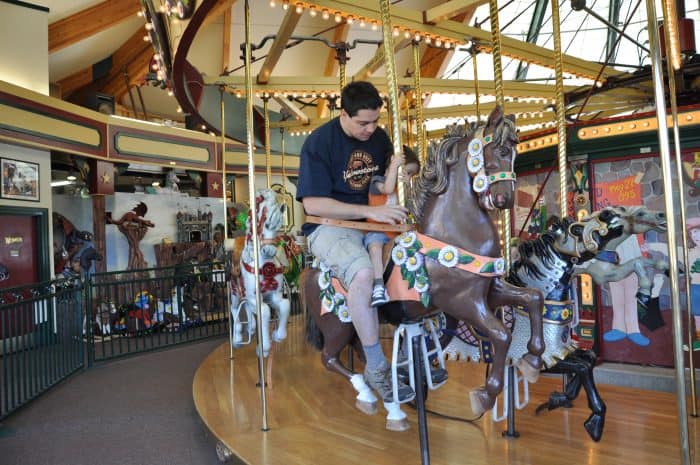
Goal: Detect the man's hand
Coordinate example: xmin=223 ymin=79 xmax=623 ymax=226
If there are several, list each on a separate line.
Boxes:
xmin=366 ymin=204 xmax=408 ymax=224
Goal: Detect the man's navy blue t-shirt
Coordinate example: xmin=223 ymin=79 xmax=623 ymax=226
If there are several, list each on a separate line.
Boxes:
xmin=296 ymin=117 xmax=393 ymax=236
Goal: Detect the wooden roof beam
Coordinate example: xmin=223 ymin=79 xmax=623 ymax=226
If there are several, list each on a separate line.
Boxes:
xmin=423 ymin=0 xmax=488 ymax=24
xmin=318 ymin=23 xmax=350 ymax=118
xmin=206 ymin=75 xmax=593 ymax=100
xmin=257 ymin=9 xmax=303 ymax=84
xmin=222 ymin=7 xmax=232 ymax=73
xmin=202 ymin=0 xmax=238 ymax=28
xmin=305 ymin=0 xmax=624 ymax=80
xmin=275 ymin=97 xmax=310 ymax=124
xmin=49 ymin=0 xmax=141 ymax=53
xmin=56 ymin=28 xmax=152 ymax=98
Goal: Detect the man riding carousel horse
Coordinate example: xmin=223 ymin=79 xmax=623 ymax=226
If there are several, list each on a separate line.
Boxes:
xmin=299 ymin=81 xmax=546 ymax=426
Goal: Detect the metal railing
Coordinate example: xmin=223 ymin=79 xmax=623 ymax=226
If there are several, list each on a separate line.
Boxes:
xmin=86 ymin=262 xmax=229 ymax=363
xmin=0 ymin=278 xmax=84 ymax=421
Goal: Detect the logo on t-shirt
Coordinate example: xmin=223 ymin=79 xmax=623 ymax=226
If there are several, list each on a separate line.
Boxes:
xmin=343 ymin=150 xmax=378 ymax=190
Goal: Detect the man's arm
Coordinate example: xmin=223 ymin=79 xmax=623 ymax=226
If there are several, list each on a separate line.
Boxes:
xmin=303 ymin=197 xmax=407 ymax=224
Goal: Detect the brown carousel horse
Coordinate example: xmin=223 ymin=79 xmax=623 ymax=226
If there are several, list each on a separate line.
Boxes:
xmin=302 ymin=106 xmax=545 ymax=427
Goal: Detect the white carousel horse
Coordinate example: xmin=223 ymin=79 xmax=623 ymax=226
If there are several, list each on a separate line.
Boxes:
xmin=572 ymin=205 xmax=668 ymax=302
xmin=231 ymin=188 xmax=290 ymax=356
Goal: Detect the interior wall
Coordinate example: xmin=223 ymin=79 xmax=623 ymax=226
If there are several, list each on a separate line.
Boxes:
xmin=0 ymin=142 xmax=54 ymax=275
xmin=0 ymin=1 xmax=49 ymax=95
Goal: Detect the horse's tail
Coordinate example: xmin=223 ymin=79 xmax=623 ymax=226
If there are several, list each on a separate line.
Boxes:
xmin=300 ymin=268 xmax=324 ymax=350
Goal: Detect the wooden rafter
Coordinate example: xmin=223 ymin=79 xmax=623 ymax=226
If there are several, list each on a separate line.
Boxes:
xmin=257 ymin=9 xmax=303 ymax=84
xmin=56 ymin=67 xmax=94 ymax=97
xmin=317 ymin=23 xmax=350 ymax=118
xmin=57 ymin=28 xmax=153 ymax=99
xmin=423 ymin=0 xmax=487 ymax=24
xmin=104 ymin=45 xmax=153 ymax=104
xmin=353 ymin=39 xmax=411 ymax=81
xmin=275 ymin=97 xmax=310 ymax=124
xmin=223 ymin=7 xmax=232 ymax=72
xmin=202 ymin=0 xmax=238 ymax=28
xmin=206 ymin=75 xmax=613 ymax=100
xmin=49 ymin=0 xmax=141 ymax=53
xmin=305 ymin=0 xmax=626 ymax=80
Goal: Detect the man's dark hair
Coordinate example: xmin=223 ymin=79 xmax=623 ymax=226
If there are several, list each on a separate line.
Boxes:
xmin=341 ymin=81 xmax=383 ymax=117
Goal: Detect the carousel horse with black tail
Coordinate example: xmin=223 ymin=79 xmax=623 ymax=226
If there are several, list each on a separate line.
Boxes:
xmin=231 ymin=188 xmax=291 ymax=356
xmin=302 ymin=106 xmax=546 ymax=430
xmin=444 ymin=209 xmax=626 ymax=441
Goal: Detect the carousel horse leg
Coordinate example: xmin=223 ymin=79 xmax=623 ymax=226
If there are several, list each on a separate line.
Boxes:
xmin=321 ymin=335 xmax=379 ymax=416
xmin=469 ymin=309 xmax=511 ymax=416
xmin=537 ymin=349 xmax=606 ymax=441
xmin=258 ymin=300 xmax=273 ymax=357
xmin=490 ymin=279 xmax=544 ymax=383
xmin=269 ymin=292 xmax=290 ymax=342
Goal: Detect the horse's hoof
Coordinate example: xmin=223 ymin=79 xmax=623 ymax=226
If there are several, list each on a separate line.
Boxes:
xmin=355 ymin=399 xmax=377 ymax=416
xmin=546 ymin=391 xmax=573 ymax=411
xmin=469 ymin=388 xmax=491 ymax=416
xmin=386 ymin=418 xmax=410 ymax=432
xmin=584 ymin=413 xmax=605 ymax=442
xmin=272 ymin=330 xmax=287 ymax=342
xmin=516 ymin=356 xmax=541 ymax=383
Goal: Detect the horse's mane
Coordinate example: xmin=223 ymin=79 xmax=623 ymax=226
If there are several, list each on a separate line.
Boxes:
xmin=407 ymin=115 xmax=518 ymax=222
xmin=508 ymin=218 xmax=574 ymax=285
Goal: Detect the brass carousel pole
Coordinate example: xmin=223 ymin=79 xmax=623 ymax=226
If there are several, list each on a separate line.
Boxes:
xmin=645 ymin=0 xmax=690 ymax=462
xmin=243 ymin=0 xmax=269 ymax=432
xmin=281 ymin=128 xmax=286 ymax=194
xmin=488 ymin=0 xmax=510 ymax=267
xmin=263 ymin=96 xmax=272 ymax=189
xmin=404 ymin=94 xmax=412 ymax=150
xmin=412 ymin=40 xmax=425 ymax=163
xmin=221 ymin=88 xmax=235 ymax=361
xmin=379 ymin=0 xmax=404 ymax=206
xmin=489 ymin=0 xmax=519 ymax=440
xmin=471 ymin=46 xmax=481 ymax=121
xmin=550 ymin=0 xmax=568 ymax=221
xmin=662 ymin=0 xmax=697 ymax=416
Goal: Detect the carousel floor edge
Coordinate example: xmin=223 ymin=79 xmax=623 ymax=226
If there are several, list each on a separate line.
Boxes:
xmin=193 ymin=338 xmax=699 ymax=465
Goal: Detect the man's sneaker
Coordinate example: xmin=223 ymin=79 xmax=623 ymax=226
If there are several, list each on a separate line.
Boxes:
xmin=397 ymin=365 xmax=448 ymax=386
xmin=371 ymin=285 xmax=389 ymax=307
xmin=364 ymin=361 xmax=415 ymax=403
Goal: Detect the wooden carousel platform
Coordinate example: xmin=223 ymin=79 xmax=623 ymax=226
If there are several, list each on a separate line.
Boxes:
xmin=193 ymin=315 xmax=699 ymax=465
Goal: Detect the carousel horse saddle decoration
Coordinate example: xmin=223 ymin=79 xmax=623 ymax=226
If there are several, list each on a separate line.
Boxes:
xmin=391 ymin=231 xmax=506 ymax=308
xmin=314 ymin=258 xmax=351 ymax=323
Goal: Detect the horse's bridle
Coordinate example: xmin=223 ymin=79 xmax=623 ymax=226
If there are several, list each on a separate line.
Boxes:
xmin=466 ymin=128 xmax=517 ymax=208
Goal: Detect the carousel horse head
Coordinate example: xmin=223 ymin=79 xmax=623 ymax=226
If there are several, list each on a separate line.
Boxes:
xmin=546 ymin=210 xmax=625 ymax=261
xmin=409 ymin=105 xmax=518 ymax=227
xmin=246 ymin=188 xmax=287 ymax=250
xmin=600 ymin=205 xmax=667 ymax=237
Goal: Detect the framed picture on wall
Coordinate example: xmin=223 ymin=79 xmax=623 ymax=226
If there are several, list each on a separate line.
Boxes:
xmin=1 ymin=158 xmax=40 ymax=201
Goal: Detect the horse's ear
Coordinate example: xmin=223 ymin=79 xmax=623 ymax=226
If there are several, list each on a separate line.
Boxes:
xmin=505 ymin=113 xmax=515 ymax=124
xmin=487 ymin=105 xmax=504 ymax=128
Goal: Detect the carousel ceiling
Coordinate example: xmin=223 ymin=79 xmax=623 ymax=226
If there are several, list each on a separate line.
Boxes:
xmin=45 ymin=0 xmax=700 ymax=144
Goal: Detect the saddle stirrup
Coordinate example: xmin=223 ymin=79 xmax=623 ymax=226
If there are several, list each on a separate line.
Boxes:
xmin=391 ymin=319 xmax=448 ymax=402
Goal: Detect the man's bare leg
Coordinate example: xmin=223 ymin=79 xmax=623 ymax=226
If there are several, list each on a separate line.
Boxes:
xmin=347 ymin=268 xmax=378 ymax=345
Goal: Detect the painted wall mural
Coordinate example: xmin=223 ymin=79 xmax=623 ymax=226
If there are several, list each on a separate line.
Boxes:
xmin=105 ymin=193 xmax=224 ymax=272
xmin=591 ymin=153 xmax=700 ymax=367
